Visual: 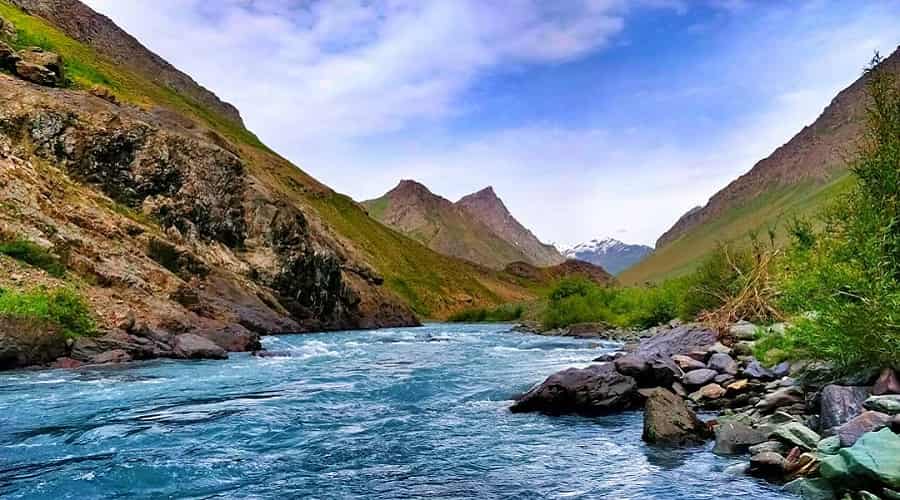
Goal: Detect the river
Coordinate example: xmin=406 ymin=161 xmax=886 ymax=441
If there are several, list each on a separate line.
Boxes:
xmin=0 ymin=323 xmax=795 ymax=499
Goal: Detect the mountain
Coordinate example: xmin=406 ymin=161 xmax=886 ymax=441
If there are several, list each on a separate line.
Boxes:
xmin=363 ymin=182 xmax=564 ymax=270
xmin=0 ymin=0 xmax=587 ymax=363
xmin=563 ymin=238 xmax=652 ymax=275
xmin=621 ymin=47 xmax=900 ymax=284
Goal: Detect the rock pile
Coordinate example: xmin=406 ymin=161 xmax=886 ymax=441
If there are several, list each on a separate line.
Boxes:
xmin=511 ymin=321 xmax=900 ymax=499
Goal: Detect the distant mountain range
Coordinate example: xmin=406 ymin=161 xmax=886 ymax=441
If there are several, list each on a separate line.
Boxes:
xmin=562 ymin=238 xmax=652 ymax=275
xmin=362 ymin=181 xmax=565 ymax=270
xmin=622 ymin=47 xmax=900 ymax=284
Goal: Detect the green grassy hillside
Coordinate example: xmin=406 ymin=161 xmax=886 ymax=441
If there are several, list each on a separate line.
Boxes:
xmin=621 ymin=173 xmax=854 ymax=284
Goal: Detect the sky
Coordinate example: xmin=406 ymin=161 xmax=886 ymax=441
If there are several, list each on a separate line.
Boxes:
xmin=83 ymin=0 xmax=900 ymax=248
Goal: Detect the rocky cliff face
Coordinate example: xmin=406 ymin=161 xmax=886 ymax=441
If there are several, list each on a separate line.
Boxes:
xmin=656 ymin=48 xmax=900 ymax=249
xmin=363 ymin=181 xmax=563 ymax=270
xmin=563 ymin=238 xmax=652 ymax=275
xmin=8 ymin=0 xmax=244 ymax=127
xmin=456 ymin=187 xmax=564 ymax=267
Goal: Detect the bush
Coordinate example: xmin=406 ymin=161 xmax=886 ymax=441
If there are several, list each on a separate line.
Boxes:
xmin=448 ymin=304 xmax=525 ymax=323
xmin=767 ymin=55 xmax=900 ymax=370
xmin=0 ymin=238 xmax=66 ymax=277
xmin=541 ymin=277 xmax=681 ymax=330
xmin=0 ymin=287 xmax=96 ymax=338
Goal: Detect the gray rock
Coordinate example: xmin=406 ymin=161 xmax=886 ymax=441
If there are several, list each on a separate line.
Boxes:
xmin=743 ymin=359 xmax=775 ymax=381
xmin=90 ymin=349 xmax=132 ymax=364
xmin=864 ymin=395 xmax=900 ymax=415
xmin=773 ymin=361 xmax=792 ymax=378
xmin=816 ymin=435 xmax=841 ymax=455
xmin=748 ymin=440 xmax=789 ymax=456
xmin=713 ymin=419 xmax=769 ymax=455
xmin=708 ymin=352 xmax=739 ymax=375
xmin=749 ymin=451 xmax=785 ymax=479
xmin=683 ymin=368 xmax=718 ymax=387
xmin=173 ymin=333 xmax=228 ymax=360
xmin=756 ymin=386 xmax=804 ymax=412
xmin=834 ymin=410 xmax=891 ymax=447
xmin=732 ymin=341 xmax=755 ymax=357
xmin=642 ymin=388 xmax=711 ymax=445
xmin=820 ymin=385 xmax=869 ymax=432
xmin=511 ymin=363 xmax=639 ymax=416
xmin=14 ymin=48 xmax=64 ymax=87
xmin=770 ymin=422 xmax=821 ymax=451
xmin=614 ymin=354 xmax=648 ymax=377
xmin=714 ymin=373 xmax=735 ymax=385
xmin=671 ymin=354 xmax=706 ymax=371
xmin=729 ymin=321 xmax=758 ymax=341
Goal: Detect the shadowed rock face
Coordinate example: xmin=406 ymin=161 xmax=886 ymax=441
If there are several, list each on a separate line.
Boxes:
xmin=0 ymin=316 xmax=65 ymax=369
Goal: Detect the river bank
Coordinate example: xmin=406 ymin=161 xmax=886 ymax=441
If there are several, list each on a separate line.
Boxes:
xmin=510 ymin=321 xmax=900 ymax=499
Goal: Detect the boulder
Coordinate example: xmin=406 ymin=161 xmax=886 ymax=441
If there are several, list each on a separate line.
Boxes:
xmin=691 ymin=383 xmax=726 ymax=401
xmin=749 ymin=451 xmax=786 ymax=479
xmin=631 ymin=324 xmax=719 ymax=358
xmin=834 ymin=411 xmax=891 ymax=448
xmin=820 ymin=385 xmax=870 ymax=432
xmin=172 ymin=333 xmax=228 ymax=360
xmin=672 ymin=354 xmax=706 ymax=371
xmin=756 ymin=386 xmax=804 ymax=412
xmin=0 ymin=315 xmax=66 ymax=369
xmin=864 ymin=395 xmax=900 ymax=415
xmin=200 ymin=324 xmax=262 ymax=352
xmin=771 ymin=422 xmax=821 ymax=451
xmin=70 ymin=329 xmax=156 ymax=362
xmin=708 ymin=352 xmax=739 ymax=375
xmin=642 ymin=388 xmax=711 ymax=445
xmin=743 ymin=359 xmax=776 ymax=380
xmin=14 ymin=48 xmax=64 ymax=87
xmin=90 ymin=349 xmax=132 ymax=364
xmin=821 ymin=428 xmax=900 ymax=489
xmin=714 ymin=373 xmax=735 ymax=386
xmin=773 ymin=361 xmax=792 ymax=379
xmin=510 ymin=363 xmax=639 ymax=416
xmin=614 ymin=354 xmax=648 ymax=377
xmin=683 ymin=368 xmax=718 ymax=387
xmin=873 ymin=368 xmax=900 ymax=395
xmin=749 ymin=440 xmax=790 ymax=456
xmin=713 ymin=419 xmax=769 ymax=455
xmin=729 ymin=321 xmax=758 ymax=341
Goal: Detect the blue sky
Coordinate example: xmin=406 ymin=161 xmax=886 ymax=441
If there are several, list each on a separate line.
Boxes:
xmin=84 ymin=0 xmax=900 ymax=247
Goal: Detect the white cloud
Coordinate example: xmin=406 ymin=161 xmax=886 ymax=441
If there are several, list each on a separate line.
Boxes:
xmin=82 ymin=0 xmax=900 ymax=248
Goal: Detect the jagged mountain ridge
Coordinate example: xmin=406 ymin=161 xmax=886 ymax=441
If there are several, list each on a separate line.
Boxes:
xmin=623 ymin=47 xmax=900 ymax=283
xmin=563 ymin=238 xmax=652 ymax=275
xmin=362 ymin=181 xmax=564 ymax=270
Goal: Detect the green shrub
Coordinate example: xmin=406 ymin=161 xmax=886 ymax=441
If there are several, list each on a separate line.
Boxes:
xmin=448 ymin=304 xmax=525 ymax=323
xmin=541 ymin=277 xmax=681 ymax=330
xmin=0 ymin=287 xmax=96 ymax=338
xmin=769 ymin=55 xmax=900 ymax=371
xmin=0 ymin=238 xmax=66 ymax=277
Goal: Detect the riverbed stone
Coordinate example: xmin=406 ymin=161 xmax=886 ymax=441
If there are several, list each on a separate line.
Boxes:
xmin=834 ymin=411 xmax=891 ymax=448
xmin=713 ymin=419 xmax=769 ymax=455
xmin=771 ymin=422 xmax=821 ymax=451
xmin=756 ymin=386 xmax=804 ymax=412
xmin=672 ymin=354 xmax=706 ymax=371
xmin=822 ymin=428 xmax=900 ymax=489
xmin=692 ymin=383 xmax=726 ymax=401
xmin=511 ymin=363 xmax=639 ymax=416
xmin=749 ymin=451 xmax=786 ymax=479
xmin=743 ymin=359 xmax=776 ymax=381
xmin=873 ymin=369 xmax=900 ymax=395
xmin=749 ymin=440 xmax=789 ymax=456
xmin=817 ymin=435 xmax=841 ymax=455
xmin=708 ymin=352 xmax=739 ymax=375
xmin=642 ymin=388 xmax=711 ymax=445
xmin=173 ymin=333 xmax=228 ymax=360
xmin=820 ymin=385 xmax=870 ymax=432
xmin=730 ymin=321 xmax=758 ymax=341
xmin=683 ymin=368 xmax=717 ymax=387
xmin=864 ymin=395 xmax=900 ymax=415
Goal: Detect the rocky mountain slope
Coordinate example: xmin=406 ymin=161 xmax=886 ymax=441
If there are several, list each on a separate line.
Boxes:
xmin=456 ymin=187 xmax=564 ymax=267
xmin=622 ymin=47 xmax=900 ymax=284
xmin=0 ymin=0 xmax=579 ymax=367
xmin=563 ymin=238 xmax=652 ymax=275
xmin=363 ymin=181 xmax=564 ymax=270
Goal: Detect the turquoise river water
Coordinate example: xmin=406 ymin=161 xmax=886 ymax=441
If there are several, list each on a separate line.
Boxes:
xmin=0 ymin=323 xmax=796 ymax=499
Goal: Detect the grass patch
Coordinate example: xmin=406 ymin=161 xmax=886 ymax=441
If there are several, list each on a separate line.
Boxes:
xmin=0 ymin=286 xmax=95 ymax=338
xmin=448 ymin=304 xmax=524 ymax=323
xmin=0 ymin=238 xmax=66 ymax=277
